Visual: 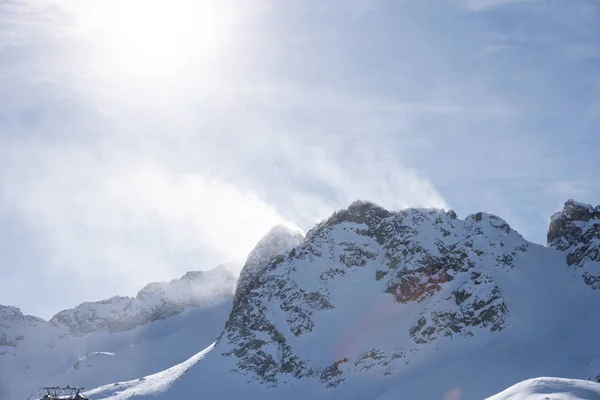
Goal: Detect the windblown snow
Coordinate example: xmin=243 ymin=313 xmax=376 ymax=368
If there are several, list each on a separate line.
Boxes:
xmin=3 ymin=200 xmax=600 ymax=400
xmin=0 ymin=266 xmax=236 ymax=400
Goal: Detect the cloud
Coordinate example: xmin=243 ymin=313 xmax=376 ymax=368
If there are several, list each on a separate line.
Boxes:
xmin=0 ymin=104 xmax=445 ymax=318
xmin=1 ymin=138 xmax=294 ymax=263
xmin=461 ymin=0 xmax=539 ymax=12
xmin=0 ymin=136 xmax=300 ymax=317
xmin=0 ymin=0 xmax=448 ymax=316
xmin=2 ymin=0 xmax=597 ymax=319
xmin=0 ymin=0 xmax=72 ymax=49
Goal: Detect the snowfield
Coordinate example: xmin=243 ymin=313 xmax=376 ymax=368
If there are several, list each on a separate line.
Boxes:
xmin=3 ymin=200 xmax=600 ymax=400
xmin=83 ymin=344 xmax=600 ymax=400
xmin=0 ymin=266 xmax=236 ymax=400
xmin=487 ymin=378 xmax=600 ymax=400
xmin=85 ymin=344 xmax=216 ymax=400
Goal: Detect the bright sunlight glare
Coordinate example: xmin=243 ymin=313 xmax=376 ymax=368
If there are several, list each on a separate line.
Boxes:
xmin=74 ymin=0 xmax=228 ymax=77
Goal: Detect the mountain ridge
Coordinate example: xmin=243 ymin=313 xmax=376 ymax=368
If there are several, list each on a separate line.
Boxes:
xmin=3 ymin=199 xmax=600 ymax=400
xmin=0 ymin=265 xmax=237 ymax=400
xmin=0 ymin=264 xmax=236 ymax=325
xmin=217 ymin=201 xmax=533 ymax=387
xmin=548 ymin=198 xmax=600 ymax=289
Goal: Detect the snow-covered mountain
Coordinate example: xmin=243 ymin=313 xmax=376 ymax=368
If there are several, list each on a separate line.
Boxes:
xmin=50 ymin=265 xmax=235 ymax=336
xmin=487 ymin=377 xmax=600 ymax=400
xmin=4 ymin=200 xmax=600 ymax=400
xmin=0 ymin=265 xmax=236 ymax=400
xmin=548 ymin=199 xmax=600 ymax=289
xmin=86 ymin=199 xmax=600 ymax=400
xmin=221 ymin=201 xmax=528 ymax=387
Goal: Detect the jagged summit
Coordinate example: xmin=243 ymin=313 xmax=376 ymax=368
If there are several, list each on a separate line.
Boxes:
xmin=50 ymin=266 xmax=236 ymax=336
xmin=309 ymin=200 xmax=511 ymax=240
xmin=137 ymin=263 xmax=236 ymax=300
xmin=233 ymin=224 xmax=304 ymax=306
xmin=244 ymin=224 xmax=304 ymax=265
xmin=6 ymin=199 xmax=600 ymax=400
xmin=0 ymin=305 xmax=29 ymax=320
xmin=0 ymin=304 xmax=46 ymax=321
xmin=548 ymin=199 xmax=600 ymax=248
xmin=548 ymin=199 xmax=600 ymax=289
xmin=307 ymin=200 xmax=462 ymax=244
xmin=0 ymin=306 xmax=46 ymax=347
xmin=317 ymin=199 xmax=393 ymax=230
xmin=550 ymin=199 xmax=600 ymax=223
xmin=218 ymin=201 xmax=530 ymax=387
xmin=179 ymin=264 xmax=236 ymax=282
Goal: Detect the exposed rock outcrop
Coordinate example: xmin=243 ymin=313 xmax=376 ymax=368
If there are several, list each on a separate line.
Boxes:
xmin=218 ymin=201 xmax=527 ymax=386
xmin=548 ymin=199 xmax=600 ymax=289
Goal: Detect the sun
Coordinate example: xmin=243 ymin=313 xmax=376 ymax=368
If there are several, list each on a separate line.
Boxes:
xmin=76 ymin=0 xmax=226 ymax=77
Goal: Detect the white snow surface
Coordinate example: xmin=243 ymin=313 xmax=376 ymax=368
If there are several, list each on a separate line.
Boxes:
xmin=0 ymin=266 xmax=236 ymax=400
xmin=486 ymin=378 xmax=600 ymax=400
xmin=4 ymin=200 xmax=600 ymax=400
xmin=85 ymin=344 xmax=216 ymax=400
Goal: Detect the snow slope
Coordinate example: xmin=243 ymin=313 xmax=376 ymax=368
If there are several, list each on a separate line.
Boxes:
xmin=5 ymin=199 xmax=600 ymax=400
xmin=487 ymin=378 xmax=600 ymax=400
xmin=85 ymin=346 xmax=600 ymax=400
xmin=78 ymin=200 xmax=600 ymax=400
xmin=0 ymin=266 xmax=236 ymax=400
xmin=84 ymin=344 xmax=216 ymax=400
xmin=36 ymin=301 xmax=232 ymax=396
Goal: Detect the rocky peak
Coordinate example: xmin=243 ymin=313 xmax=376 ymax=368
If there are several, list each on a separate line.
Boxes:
xmin=218 ymin=202 xmax=528 ymax=387
xmin=137 ymin=264 xmax=236 ymax=301
xmin=0 ymin=306 xmax=47 ymax=347
xmin=548 ymin=199 xmax=600 ymax=251
xmin=329 ymin=200 xmax=393 ymax=225
xmin=0 ymin=306 xmax=45 ymax=324
xmin=50 ymin=266 xmax=236 ymax=336
xmin=233 ymin=225 xmax=304 ymax=304
xmin=548 ymin=199 xmax=600 ymax=289
xmin=0 ymin=305 xmax=26 ymax=322
xmin=308 ymin=200 xmax=393 ymax=238
xmin=179 ymin=264 xmax=236 ymax=282
xmin=244 ymin=225 xmax=304 ymax=269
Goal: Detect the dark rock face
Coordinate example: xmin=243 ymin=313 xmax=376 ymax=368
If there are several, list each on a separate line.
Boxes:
xmin=548 ymin=200 xmax=600 ymax=252
xmin=233 ymin=225 xmax=304 ymax=308
xmin=380 ymin=211 xmax=516 ymax=345
xmin=410 ymin=282 xmax=508 ymax=344
xmin=548 ymin=199 xmax=600 ymax=289
xmin=221 ymin=225 xmax=307 ymax=384
xmin=320 ymin=200 xmax=394 ymax=229
xmin=219 ymin=203 xmax=526 ymax=386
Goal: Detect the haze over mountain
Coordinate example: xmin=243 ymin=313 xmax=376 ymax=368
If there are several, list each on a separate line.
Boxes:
xmin=2 ymin=199 xmax=600 ymax=400
xmin=0 ymin=266 xmax=236 ymax=400
xmin=1 ymin=0 xmax=599 ymax=324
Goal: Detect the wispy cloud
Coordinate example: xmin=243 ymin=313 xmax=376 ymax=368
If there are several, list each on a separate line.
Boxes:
xmin=0 ymin=0 xmax=449 ymax=317
xmin=0 ymin=83 xmax=447 ymax=317
xmin=1 ymin=0 xmax=598 ymax=317
xmin=461 ymin=0 xmax=539 ymax=12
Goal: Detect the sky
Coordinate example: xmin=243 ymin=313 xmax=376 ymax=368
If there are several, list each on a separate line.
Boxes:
xmin=0 ymin=0 xmax=598 ymax=318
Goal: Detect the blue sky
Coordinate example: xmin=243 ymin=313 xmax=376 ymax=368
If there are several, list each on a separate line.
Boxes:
xmin=0 ymin=0 xmax=598 ymax=318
